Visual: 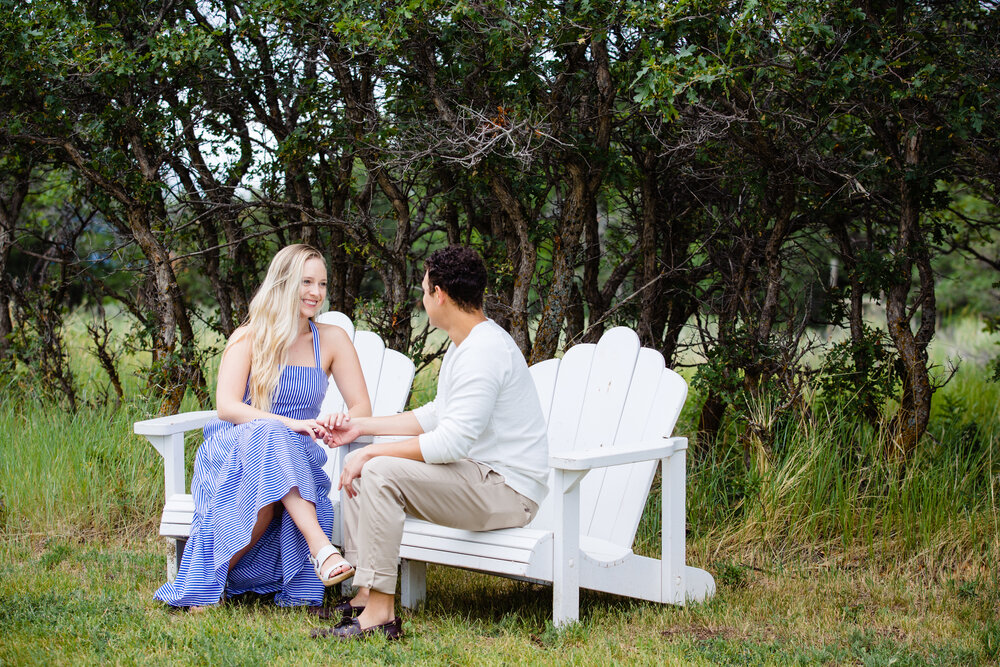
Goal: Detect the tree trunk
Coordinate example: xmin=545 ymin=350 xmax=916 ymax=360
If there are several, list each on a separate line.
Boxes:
xmin=530 ymin=163 xmax=589 ymax=363
xmin=489 ymin=172 xmax=536 ymax=356
xmin=0 ymin=164 xmax=31 ymax=361
xmin=885 ymin=133 xmax=934 ymax=457
xmin=126 ymin=205 xmax=201 ymax=414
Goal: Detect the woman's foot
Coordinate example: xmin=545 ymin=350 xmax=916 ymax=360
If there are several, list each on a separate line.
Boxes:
xmin=309 ymin=544 xmax=355 ymax=586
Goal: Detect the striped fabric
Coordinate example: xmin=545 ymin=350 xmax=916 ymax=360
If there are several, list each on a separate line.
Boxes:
xmin=154 ymin=321 xmax=333 ymax=608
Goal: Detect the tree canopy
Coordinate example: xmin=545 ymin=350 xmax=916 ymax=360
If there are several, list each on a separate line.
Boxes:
xmin=1 ymin=0 xmax=998 ymax=456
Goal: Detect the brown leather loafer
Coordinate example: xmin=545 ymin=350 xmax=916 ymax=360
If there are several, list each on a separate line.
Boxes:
xmin=311 ymin=616 xmax=403 ymax=641
xmin=331 ymin=597 xmax=365 ymax=620
xmin=306 ymin=597 xmax=364 ymax=621
xmin=306 ymin=605 xmax=337 ymax=620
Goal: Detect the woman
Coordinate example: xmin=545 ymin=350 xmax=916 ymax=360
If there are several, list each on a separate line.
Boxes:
xmin=155 ymin=244 xmax=370 ymax=610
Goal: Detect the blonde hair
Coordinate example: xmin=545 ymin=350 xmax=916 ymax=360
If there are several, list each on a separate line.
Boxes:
xmin=243 ymin=244 xmax=326 ymax=411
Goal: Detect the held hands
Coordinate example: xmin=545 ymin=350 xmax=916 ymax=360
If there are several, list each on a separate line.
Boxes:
xmin=317 ymin=413 xmax=362 ymax=448
xmin=285 ymin=418 xmax=328 ymax=440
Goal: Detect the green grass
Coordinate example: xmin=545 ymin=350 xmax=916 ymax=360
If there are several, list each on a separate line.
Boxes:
xmin=0 ymin=535 xmax=995 ymax=664
xmin=0 ymin=314 xmax=999 ymax=663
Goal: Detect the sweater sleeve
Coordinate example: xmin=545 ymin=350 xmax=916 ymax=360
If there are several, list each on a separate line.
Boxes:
xmin=418 ymin=348 xmax=505 ymax=464
xmin=412 ymin=399 xmax=439 ymax=433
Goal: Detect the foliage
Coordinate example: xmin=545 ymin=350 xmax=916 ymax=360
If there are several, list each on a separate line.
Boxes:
xmin=816 ymin=324 xmax=900 ymax=424
xmin=0 ymin=0 xmax=998 ymax=454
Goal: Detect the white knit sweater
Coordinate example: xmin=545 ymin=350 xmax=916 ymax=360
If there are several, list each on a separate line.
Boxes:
xmin=414 ymin=319 xmax=549 ymax=505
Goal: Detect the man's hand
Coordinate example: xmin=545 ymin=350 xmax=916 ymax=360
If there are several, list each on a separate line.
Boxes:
xmin=338 ymin=450 xmax=369 ymax=498
xmin=318 ymin=413 xmax=361 ymax=448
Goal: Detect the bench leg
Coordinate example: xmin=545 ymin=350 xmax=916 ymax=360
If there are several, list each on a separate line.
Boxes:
xmin=167 ymin=538 xmax=186 ymax=582
xmin=400 ymin=559 xmax=426 ymax=610
xmin=553 ymin=469 xmax=585 ymax=627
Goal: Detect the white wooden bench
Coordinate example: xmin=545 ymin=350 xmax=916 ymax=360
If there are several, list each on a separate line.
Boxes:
xmin=390 ymin=327 xmax=715 ymax=625
xmin=137 ymin=320 xmax=714 ymax=626
xmin=134 ymin=311 xmax=416 ymax=579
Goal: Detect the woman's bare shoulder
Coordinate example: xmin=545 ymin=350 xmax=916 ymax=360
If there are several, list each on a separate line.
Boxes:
xmin=225 ymin=325 xmax=254 ymax=351
xmin=314 ymin=321 xmax=352 ymax=347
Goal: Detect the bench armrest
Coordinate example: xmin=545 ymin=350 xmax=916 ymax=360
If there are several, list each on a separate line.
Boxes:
xmin=134 ymin=410 xmax=218 ymax=437
xmin=548 ymin=436 xmax=687 ymax=471
xmin=135 ymin=410 xmax=217 ymax=496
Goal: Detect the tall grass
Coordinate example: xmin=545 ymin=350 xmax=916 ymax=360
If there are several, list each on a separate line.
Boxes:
xmin=1 ymin=312 xmax=998 ymax=576
xmin=0 ymin=400 xmax=165 ymax=538
xmin=630 ymin=355 xmax=1000 ymax=574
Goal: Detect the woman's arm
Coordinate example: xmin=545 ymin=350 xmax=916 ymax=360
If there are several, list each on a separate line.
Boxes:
xmin=321 ymin=324 xmax=372 ymax=418
xmin=215 ymin=328 xmax=328 ymax=438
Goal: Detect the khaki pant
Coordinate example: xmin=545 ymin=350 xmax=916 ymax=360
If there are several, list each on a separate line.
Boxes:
xmin=343 ymin=457 xmax=538 ymax=595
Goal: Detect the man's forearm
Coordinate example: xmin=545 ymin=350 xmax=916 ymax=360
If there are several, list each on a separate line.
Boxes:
xmin=355 ymin=411 xmax=424 ymax=437
xmin=356 ymin=436 xmax=425 ymax=463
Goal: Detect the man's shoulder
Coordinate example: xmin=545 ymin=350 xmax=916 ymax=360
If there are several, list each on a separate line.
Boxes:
xmin=471 ymin=321 xmax=526 ymax=358
xmin=456 ymin=321 xmax=521 ymax=369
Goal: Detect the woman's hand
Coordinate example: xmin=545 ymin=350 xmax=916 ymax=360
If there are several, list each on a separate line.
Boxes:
xmin=283 ymin=418 xmax=328 ymax=440
xmin=317 ymin=413 xmax=362 ymax=448
xmin=319 ymin=412 xmax=351 ymax=429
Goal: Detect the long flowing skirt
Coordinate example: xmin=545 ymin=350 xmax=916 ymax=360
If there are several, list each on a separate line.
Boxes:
xmin=154 ymin=418 xmax=333 ymax=607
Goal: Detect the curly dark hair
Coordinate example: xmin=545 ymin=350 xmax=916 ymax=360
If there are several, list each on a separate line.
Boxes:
xmin=425 ymin=245 xmax=487 ymax=312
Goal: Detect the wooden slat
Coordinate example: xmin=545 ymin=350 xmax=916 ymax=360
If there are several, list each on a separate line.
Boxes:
xmin=583 ymin=347 xmax=663 ymax=544
xmin=399 ymin=546 xmax=533 ymax=578
xmin=545 ymin=343 xmax=595 ymax=455
xmin=402 ymin=519 xmax=549 ymax=549
xmin=531 ymin=344 xmax=595 ymax=532
xmin=316 ymin=311 xmax=354 ymax=415
xmin=134 ymin=410 xmax=217 ymax=437
xmin=354 ymin=331 xmax=386 ymax=410
xmin=401 ymin=534 xmax=534 ymax=563
xmin=160 ymin=522 xmax=191 ymax=538
xmin=656 ymin=368 xmax=689 ymax=436
xmin=529 ymin=358 xmax=560 ymax=424
xmin=524 ymin=357 xmax=558 ymax=532
xmin=164 ymin=493 xmax=194 ymax=510
xmin=161 ymin=510 xmax=194 ymax=525
xmin=608 ymin=369 xmax=687 ymax=548
xmin=574 ymin=327 xmax=640 ymax=454
xmin=373 ymin=349 xmax=415 ymax=416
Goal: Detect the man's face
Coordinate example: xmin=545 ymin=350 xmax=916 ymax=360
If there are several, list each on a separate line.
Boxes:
xmin=421 ymin=271 xmax=440 ymax=328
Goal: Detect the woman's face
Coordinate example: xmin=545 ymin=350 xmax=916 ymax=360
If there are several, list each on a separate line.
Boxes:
xmin=299 ymin=257 xmax=327 ymax=319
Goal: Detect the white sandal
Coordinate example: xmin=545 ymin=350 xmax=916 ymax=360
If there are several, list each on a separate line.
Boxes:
xmin=309 ymin=544 xmax=355 ymax=587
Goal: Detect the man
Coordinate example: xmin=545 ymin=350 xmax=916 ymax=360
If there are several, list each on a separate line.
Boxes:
xmin=313 ymin=245 xmax=549 ymax=641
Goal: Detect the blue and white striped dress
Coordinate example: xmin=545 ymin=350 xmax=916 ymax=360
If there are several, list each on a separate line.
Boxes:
xmin=154 ymin=320 xmax=333 ymax=608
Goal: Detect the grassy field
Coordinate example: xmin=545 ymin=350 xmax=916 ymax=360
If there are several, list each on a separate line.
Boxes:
xmin=0 ymin=314 xmax=998 ymax=664
xmin=1 ymin=534 xmax=996 ymax=665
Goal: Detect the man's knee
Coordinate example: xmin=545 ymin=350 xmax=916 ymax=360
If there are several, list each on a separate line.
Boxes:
xmin=358 ymin=456 xmax=433 ymax=506
xmin=359 ymin=455 xmax=400 ymax=485
xmin=357 ymin=456 xmax=410 ymax=497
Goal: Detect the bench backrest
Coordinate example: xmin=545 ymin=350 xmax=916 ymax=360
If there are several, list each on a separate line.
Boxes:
xmin=314 ymin=311 xmax=416 ymax=483
xmin=527 ymin=327 xmax=687 ymax=550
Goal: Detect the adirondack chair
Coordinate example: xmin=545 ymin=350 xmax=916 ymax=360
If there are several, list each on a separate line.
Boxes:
xmin=388 ymin=326 xmax=715 ymax=625
xmin=134 ymin=311 xmax=415 ymax=579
